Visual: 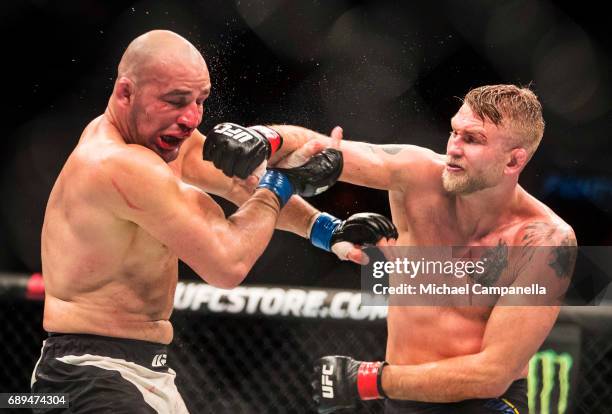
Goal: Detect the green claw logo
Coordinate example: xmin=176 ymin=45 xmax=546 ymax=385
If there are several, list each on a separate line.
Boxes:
xmin=528 ymin=350 xmax=573 ymax=414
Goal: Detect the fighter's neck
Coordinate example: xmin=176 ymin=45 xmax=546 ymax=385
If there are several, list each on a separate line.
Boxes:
xmin=104 ymin=103 xmax=136 ymax=145
xmin=452 ymin=184 xmax=522 ymax=241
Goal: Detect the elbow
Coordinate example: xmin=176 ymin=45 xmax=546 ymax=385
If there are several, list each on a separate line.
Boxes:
xmin=198 ymin=261 xmax=251 ymax=290
xmin=219 ymin=263 xmax=250 ymax=289
xmin=468 ymin=351 xmax=518 ymax=399
xmin=471 ymin=365 xmax=515 ymax=399
xmin=191 ymin=241 xmax=255 ymax=288
xmin=474 ymin=379 xmax=513 ymax=399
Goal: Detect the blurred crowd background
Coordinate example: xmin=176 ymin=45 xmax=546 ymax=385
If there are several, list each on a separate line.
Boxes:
xmin=2 ymin=0 xmax=610 ymax=289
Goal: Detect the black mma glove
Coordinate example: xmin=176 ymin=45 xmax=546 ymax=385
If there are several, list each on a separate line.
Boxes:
xmin=203 ymin=123 xmax=283 ymax=179
xmin=257 ymin=148 xmax=343 ymax=207
xmin=313 ymin=356 xmax=388 ymax=414
xmin=309 ymin=212 xmax=398 ymax=253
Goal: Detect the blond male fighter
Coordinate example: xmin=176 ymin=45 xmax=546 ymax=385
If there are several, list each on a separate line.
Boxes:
xmin=210 ymin=85 xmax=577 ymax=413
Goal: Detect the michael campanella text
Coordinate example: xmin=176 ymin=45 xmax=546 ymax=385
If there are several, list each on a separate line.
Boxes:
xmin=373 ymin=283 xmax=547 ymax=296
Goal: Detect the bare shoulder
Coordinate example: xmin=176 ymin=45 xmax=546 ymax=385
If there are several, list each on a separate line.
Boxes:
xmin=514 ymin=191 xmax=576 ymax=248
xmin=367 ymin=143 xmax=440 ymax=165
xmin=511 ymin=211 xmax=577 ymax=285
xmin=365 ymin=143 xmax=444 ymax=184
xmin=398 ymin=146 xmax=446 ymax=187
xmin=516 ymin=219 xmax=576 ymax=278
xmin=394 ymin=145 xmax=445 ymax=172
xmin=67 ymin=135 xmax=175 ymax=217
xmin=69 ymin=118 xmax=169 ymax=180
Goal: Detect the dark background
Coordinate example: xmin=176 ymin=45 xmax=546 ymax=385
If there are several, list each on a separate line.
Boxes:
xmin=1 ymin=0 xmax=611 ymax=289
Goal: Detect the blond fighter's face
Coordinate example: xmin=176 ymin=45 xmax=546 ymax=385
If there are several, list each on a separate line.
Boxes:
xmin=442 ymin=104 xmax=510 ymax=194
xmin=129 ymin=63 xmax=211 ymax=163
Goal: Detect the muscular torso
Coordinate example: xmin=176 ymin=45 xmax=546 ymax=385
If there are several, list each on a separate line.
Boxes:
xmin=42 ymin=117 xmax=185 ymax=344
xmin=385 ymin=155 xmax=555 ymax=379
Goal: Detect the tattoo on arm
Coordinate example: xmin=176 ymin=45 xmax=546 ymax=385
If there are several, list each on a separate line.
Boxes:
xmin=472 ymin=239 xmax=508 ymax=287
xmin=521 ymin=222 xmax=556 ymax=247
xmin=515 ymin=222 xmax=553 ymax=268
xmin=380 ymin=145 xmax=405 ymax=155
xmin=549 ymin=235 xmax=578 ymax=279
xmin=365 ymin=144 xmax=406 ymax=156
xmin=520 ymin=222 xmax=577 ymax=279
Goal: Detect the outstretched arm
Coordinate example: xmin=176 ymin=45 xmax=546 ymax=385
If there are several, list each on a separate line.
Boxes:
xmin=181 ymin=129 xmax=397 ymax=263
xmin=270 ymin=125 xmax=435 ymax=191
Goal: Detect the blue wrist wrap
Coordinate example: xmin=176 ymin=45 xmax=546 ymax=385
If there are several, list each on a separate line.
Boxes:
xmin=257 ymin=170 xmax=294 ymax=207
xmin=310 ymin=213 xmax=342 ymax=251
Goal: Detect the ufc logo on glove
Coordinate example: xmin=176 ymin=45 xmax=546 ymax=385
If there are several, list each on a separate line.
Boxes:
xmin=321 ymin=364 xmax=335 ymax=398
xmin=213 ymin=123 xmax=257 ymax=142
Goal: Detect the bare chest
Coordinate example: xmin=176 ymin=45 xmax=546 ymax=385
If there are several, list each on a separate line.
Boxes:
xmin=389 ymin=191 xmax=520 ymax=288
xmin=386 ymin=306 xmax=490 ymax=363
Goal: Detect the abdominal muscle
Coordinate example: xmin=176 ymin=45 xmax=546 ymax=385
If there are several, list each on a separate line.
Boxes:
xmin=43 ymin=276 xmax=177 ymax=345
xmin=385 ymin=306 xmax=529 ymax=378
xmin=385 ymin=305 xmax=488 ymax=365
xmin=41 ymin=232 xmax=179 ymax=345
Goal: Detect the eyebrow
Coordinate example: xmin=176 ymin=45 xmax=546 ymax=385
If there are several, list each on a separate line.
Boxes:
xmin=468 ymin=130 xmax=487 ymax=141
xmin=162 ymin=90 xmax=192 ymax=98
xmin=162 ymin=88 xmax=211 ymax=99
xmin=450 ymin=120 xmax=487 ymax=140
xmin=460 ymin=131 xmax=487 ymax=144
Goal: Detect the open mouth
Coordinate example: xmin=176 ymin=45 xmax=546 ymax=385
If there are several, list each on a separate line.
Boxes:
xmin=157 ymin=135 xmax=182 ymax=150
xmin=446 ymin=162 xmax=464 ymax=172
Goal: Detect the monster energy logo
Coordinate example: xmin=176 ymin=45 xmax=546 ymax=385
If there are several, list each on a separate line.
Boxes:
xmin=528 ymin=350 xmax=573 ymax=414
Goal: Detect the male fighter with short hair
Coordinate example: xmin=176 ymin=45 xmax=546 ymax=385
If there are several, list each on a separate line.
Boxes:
xmin=212 ymin=85 xmax=577 ymax=413
xmin=31 ymin=30 xmax=396 ymax=413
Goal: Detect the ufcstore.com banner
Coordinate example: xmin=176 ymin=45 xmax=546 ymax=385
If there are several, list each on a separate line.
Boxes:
xmin=174 ymin=282 xmax=386 ymax=321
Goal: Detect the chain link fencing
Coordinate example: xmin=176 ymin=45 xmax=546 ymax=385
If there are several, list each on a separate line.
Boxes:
xmin=1 ymin=277 xmax=611 ymax=413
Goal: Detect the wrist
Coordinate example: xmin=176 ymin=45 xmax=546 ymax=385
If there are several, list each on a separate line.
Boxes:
xmin=249 ymin=125 xmax=283 ymax=158
xmin=357 ymin=361 xmax=388 ymax=400
xmin=309 ymin=212 xmax=342 ymax=251
xmin=305 ymin=211 xmax=322 ymax=239
xmin=257 ymin=170 xmax=294 ymax=208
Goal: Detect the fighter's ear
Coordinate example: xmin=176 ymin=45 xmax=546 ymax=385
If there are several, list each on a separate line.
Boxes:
xmin=114 ymin=77 xmax=135 ymax=106
xmin=505 ymin=147 xmax=528 ymax=174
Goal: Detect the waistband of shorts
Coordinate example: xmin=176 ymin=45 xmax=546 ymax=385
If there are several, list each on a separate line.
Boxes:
xmin=43 ymin=332 xmax=170 ymax=368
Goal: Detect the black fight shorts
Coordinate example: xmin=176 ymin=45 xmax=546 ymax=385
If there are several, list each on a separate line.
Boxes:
xmin=384 ymin=379 xmax=527 ymax=413
xmin=31 ymin=333 xmax=189 ymax=413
